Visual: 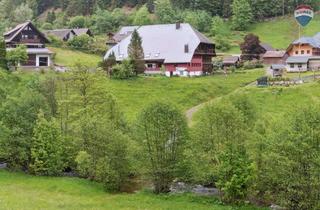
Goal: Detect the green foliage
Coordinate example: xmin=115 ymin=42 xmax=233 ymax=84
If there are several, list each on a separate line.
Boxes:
xmin=68 ymin=16 xmax=89 ymax=28
xmin=99 ymin=52 xmax=116 ymax=76
xmin=29 ymin=111 xmax=64 ymax=176
xmin=266 ymin=107 xmax=320 ymax=209
xmin=0 ymin=38 xmax=8 ymax=70
xmin=42 ymin=22 xmax=53 ymax=30
xmin=6 ymin=45 xmax=28 ymax=70
xmin=210 ymin=16 xmax=230 ymax=37
xmin=231 ymin=0 xmax=253 ymax=31
xmin=0 ymin=86 xmax=48 ymax=170
xmin=67 ymin=34 xmax=92 ymax=51
xmin=182 ymin=10 xmax=211 ymax=32
xmin=46 ymin=11 xmax=56 ymax=24
xmin=128 ymin=30 xmax=145 ymax=75
xmin=111 ymin=59 xmax=134 ymax=79
xmin=215 ymin=35 xmax=231 ymax=52
xmin=191 ymin=101 xmax=253 ymax=202
xmin=133 ymin=5 xmax=152 ymax=26
xmin=75 ymin=151 xmax=93 ymax=177
xmin=155 ymin=0 xmax=177 ymax=23
xmin=13 ymin=3 xmax=33 ymax=25
xmin=137 ymin=101 xmax=188 ymax=193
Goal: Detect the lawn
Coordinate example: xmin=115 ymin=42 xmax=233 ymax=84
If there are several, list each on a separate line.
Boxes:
xmin=49 ymin=47 xmax=102 ymax=67
xmin=103 ymin=70 xmax=264 ymax=121
xmin=0 ymin=170 xmax=265 ymax=210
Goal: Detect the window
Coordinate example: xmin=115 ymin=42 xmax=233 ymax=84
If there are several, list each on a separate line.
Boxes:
xmin=298 ymin=64 xmax=302 ymax=68
xmin=301 ymin=50 xmax=305 ymax=55
xmin=39 ymin=57 xmax=48 ymax=66
xmin=290 ymin=64 xmax=294 ymax=68
xmin=295 ymin=51 xmax=299 ymax=55
xmin=307 ymin=50 xmax=310 ymax=54
xmin=22 ymin=34 xmax=28 ymax=39
xmin=147 ymin=64 xmax=153 ymax=68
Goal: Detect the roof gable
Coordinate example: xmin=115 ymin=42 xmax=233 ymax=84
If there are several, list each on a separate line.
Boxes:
xmin=4 ymin=21 xmax=49 ymax=43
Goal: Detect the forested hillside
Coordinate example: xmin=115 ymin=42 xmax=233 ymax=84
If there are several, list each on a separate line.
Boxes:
xmin=0 ymin=0 xmax=318 ymax=35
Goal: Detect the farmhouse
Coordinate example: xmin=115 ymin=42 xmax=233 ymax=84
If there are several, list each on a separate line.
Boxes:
xmin=105 ymin=23 xmax=215 ymax=77
xmin=285 ymin=33 xmax=320 ymax=72
xmin=223 ymin=56 xmax=240 ymax=68
xmin=4 ymin=21 xmax=53 ymax=68
xmin=45 ymin=28 xmax=93 ymax=41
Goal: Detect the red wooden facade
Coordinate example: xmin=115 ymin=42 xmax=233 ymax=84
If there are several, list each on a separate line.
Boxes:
xmin=145 ymin=43 xmax=215 ymax=74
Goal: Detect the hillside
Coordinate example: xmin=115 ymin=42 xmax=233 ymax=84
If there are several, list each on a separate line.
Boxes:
xmin=226 ymin=14 xmax=320 ymax=54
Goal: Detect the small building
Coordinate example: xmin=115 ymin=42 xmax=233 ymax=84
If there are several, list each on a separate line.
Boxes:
xmin=223 ymin=56 xmax=240 ymax=68
xmin=45 ymin=29 xmax=76 ymax=41
xmin=286 ymin=56 xmax=310 ymax=72
xmin=263 ymin=50 xmax=288 ymax=65
xmin=105 ymin=23 xmax=215 ymax=77
xmin=4 ymin=21 xmax=53 ymax=68
xmin=269 ymin=64 xmax=285 ymax=77
xmin=45 ymin=28 xmax=93 ymax=42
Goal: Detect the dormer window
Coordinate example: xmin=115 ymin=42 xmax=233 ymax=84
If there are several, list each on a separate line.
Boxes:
xmin=155 ymin=53 xmax=160 ymax=57
xmin=145 ymin=53 xmax=151 ymax=58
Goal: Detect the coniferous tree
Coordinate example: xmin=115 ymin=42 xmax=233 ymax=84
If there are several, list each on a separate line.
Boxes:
xmin=128 ymin=29 xmax=145 ymax=75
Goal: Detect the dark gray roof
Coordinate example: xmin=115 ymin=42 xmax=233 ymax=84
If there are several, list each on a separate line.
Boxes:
xmin=263 ymin=50 xmax=286 ymax=58
xmin=271 ymin=64 xmax=285 ymax=69
xmin=45 ymin=29 xmax=74 ymax=40
xmin=286 ymin=56 xmax=311 ymax=63
xmin=73 ymin=28 xmax=92 ymax=36
xmin=113 ymin=26 xmax=139 ymax=43
xmin=260 ymin=43 xmax=274 ymax=51
xmin=105 ymin=23 xmax=214 ymax=63
xmin=223 ymin=56 xmax=240 ymax=64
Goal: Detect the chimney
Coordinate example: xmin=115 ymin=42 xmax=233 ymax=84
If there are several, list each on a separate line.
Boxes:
xmin=184 ymin=44 xmax=189 ymax=53
xmin=176 ymin=22 xmax=181 ymax=30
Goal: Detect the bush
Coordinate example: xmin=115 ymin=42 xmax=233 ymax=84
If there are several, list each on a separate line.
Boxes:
xmin=29 ymin=112 xmax=64 ymax=176
xmin=75 ymin=151 xmax=93 ymax=178
xmin=111 ymin=60 xmax=134 ymax=79
xmin=67 ymin=34 xmax=92 ymax=51
xmin=42 ymin=23 xmax=53 ymax=30
xmin=242 ymin=60 xmax=263 ymax=70
xmin=215 ymin=35 xmax=231 ymax=52
xmin=47 ymin=35 xmax=64 ymax=48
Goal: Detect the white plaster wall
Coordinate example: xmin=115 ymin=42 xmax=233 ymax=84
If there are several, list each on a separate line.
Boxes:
xmin=36 ymin=54 xmax=51 ymax=67
xmin=286 ymin=63 xmax=308 ymax=72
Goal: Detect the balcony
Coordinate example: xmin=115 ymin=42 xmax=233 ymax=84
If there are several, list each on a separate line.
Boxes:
xmin=20 ymin=38 xmax=42 ymax=44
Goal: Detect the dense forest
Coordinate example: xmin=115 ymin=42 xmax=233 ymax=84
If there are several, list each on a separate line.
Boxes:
xmin=0 ymin=0 xmax=318 ymax=35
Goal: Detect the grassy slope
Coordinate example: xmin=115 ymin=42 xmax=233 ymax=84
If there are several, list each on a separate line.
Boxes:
xmin=104 ymin=70 xmax=263 ymax=120
xmin=226 ymin=15 xmax=320 ymax=54
xmin=50 ymin=47 xmax=102 ymax=67
xmin=0 ymin=170 xmax=264 ymax=210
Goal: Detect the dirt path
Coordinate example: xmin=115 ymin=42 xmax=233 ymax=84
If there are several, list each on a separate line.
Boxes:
xmin=185 ymin=81 xmax=257 ymax=125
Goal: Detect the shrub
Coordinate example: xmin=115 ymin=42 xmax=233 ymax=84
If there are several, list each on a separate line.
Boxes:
xmin=67 ymin=34 xmax=92 ymax=51
xmin=29 ymin=111 xmax=64 ymax=176
xmin=242 ymin=60 xmax=263 ymax=70
xmin=75 ymin=151 xmax=93 ymax=178
xmin=215 ymin=35 xmax=231 ymax=52
xmin=42 ymin=23 xmax=53 ymax=30
xmin=111 ymin=60 xmax=134 ymax=79
xmin=47 ymin=35 xmax=64 ymax=48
